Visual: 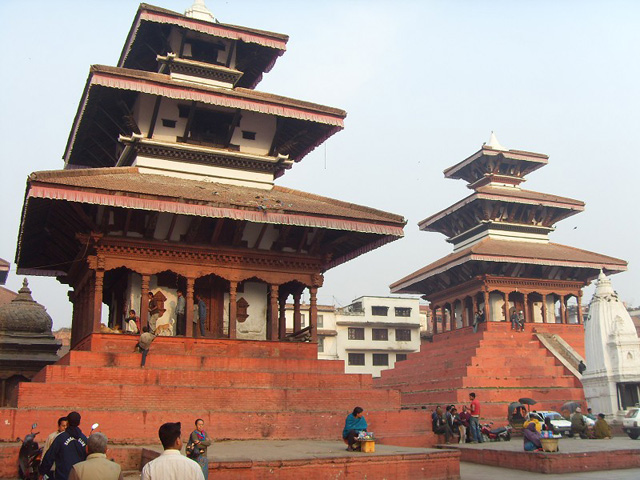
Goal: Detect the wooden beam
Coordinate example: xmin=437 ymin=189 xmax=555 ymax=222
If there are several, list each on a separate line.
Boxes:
xmin=98 ymin=106 xmax=128 ymax=135
xmin=210 ymin=218 xmax=225 ymax=244
xmin=231 ymin=221 xmax=246 ymax=246
xmin=165 ymin=214 xmax=178 ymax=241
xmin=123 ymin=210 xmax=133 ymax=236
xmin=253 ymin=223 xmax=269 ymax=249
xmin=147 ymin=96 xmax=163 ymax=138
xmin=296 ymin=228 xmax=309 ymax=253
xmin=144 ymin=212 xmax=160 ymax=239
xmin=185 ymin=217 xmax=203 ymax=243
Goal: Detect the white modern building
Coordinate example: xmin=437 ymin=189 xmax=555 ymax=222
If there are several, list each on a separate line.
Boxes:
xmin=286 ymin=296 xmax=421 ymax=377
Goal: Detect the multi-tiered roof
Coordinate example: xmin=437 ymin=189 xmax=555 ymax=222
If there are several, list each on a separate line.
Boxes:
xmin=392 ymin=134 xmax=626 ymax=296
xmin=17 ymin=2 xmax=405 ymax=278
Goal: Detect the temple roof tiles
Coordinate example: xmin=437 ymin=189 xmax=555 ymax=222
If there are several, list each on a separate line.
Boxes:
xmin=391 ymin=238 xmax=627 ymax=294
xmin=26 ymin=167 xmax=405 ymax=230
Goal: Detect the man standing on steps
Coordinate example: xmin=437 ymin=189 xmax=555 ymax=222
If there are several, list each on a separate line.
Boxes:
xmin=469 ymin=392 xmax=483 ymax=443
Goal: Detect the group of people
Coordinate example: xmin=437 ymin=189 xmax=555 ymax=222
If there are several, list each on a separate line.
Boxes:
xmin=568 ymin=407 xmax=612 ymax=440
xmin=38 ymin=411 xmax=212 ymax=480
xmin=431 ymin=393 xmax=484 ymax=444
xmin=122 ymin=290 xmax=207 ymax=338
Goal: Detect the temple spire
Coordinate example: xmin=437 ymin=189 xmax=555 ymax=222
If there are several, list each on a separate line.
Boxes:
xmin=185 ymin=0 xmax=216 ymax=23
xmin=485 ymin=131 xmax=507 ymax=151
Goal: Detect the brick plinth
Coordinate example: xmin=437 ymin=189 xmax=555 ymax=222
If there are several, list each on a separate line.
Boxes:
xmin=451 ymin=444 xmax=640 ymax=474
xmin=2 ymin=334 xmax=431 ymax=448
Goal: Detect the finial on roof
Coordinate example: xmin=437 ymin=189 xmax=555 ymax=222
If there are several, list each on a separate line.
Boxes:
xmin=185 ymin=0 xmax=216 ymax=23
xmin=485 ymin=131 xmax=508 ymax=151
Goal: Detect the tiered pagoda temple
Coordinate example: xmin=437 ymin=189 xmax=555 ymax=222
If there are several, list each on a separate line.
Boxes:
xmin=2 ymin=5 xmax=453 ymax=476
xmin=391 ymin=134 xmax=627 ymax=331
xmin=15 ymin=2 xmax=405 ymax=349
xmin=375 ymin=135 xmax=628 ymax=421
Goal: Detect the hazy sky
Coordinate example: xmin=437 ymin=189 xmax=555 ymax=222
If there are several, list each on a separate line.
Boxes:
xmin=1 ymin=0 xmax=638 ymax=330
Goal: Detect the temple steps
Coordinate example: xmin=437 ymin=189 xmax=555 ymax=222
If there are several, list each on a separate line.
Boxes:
xmin=53 ymin=350 xmax=347 ymax=373
xmin=374 ymin=322 xmax=586 ymax=422
xmin=32 ymin=364 xmax=373 ymax=389
xmin=16 ymin=381 xmax=400 ymax=411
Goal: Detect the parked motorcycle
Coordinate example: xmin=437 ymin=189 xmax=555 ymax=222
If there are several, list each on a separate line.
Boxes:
xmin=481 ymin=422 xmax=512 ymax=442
xmin=17 ymin=423 xmax=42 ymax=480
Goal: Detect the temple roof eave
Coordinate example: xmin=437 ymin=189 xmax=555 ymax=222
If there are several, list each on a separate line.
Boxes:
xmin=418 ymin=188 xmax=585 ymax=231
xmin=390 ymin=239 xmax=628 ymax=294
xmin=443 ymin=146 xmax=549 ymax=181
xmin=16 ymin=168 xmax=406 ymax=276
xmin=63 ymin=65 xmax=346 ymax=167
xmin=118 ymin=3 xmax=289 ymax=67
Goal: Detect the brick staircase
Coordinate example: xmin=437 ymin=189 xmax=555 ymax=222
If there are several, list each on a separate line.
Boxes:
xmin=374 ymin=322 xmax=586 ymax=422
xmin=0 ymin=334 xmax=432 ymax=447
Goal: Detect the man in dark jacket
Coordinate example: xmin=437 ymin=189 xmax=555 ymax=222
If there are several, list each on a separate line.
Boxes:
xmin=39 ymin=411 xmax=88 ymax=480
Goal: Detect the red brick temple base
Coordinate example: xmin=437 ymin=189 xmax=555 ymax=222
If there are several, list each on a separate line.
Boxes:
xmin=0 ymin=334 xmax=452 ymax=478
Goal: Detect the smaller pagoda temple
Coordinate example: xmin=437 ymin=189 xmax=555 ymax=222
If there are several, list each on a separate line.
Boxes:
xmin=391 ymin=134 xmax=627 ymax=332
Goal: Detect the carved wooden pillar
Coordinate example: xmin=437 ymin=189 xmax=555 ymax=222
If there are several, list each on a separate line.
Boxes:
xmin=472 ymin=296 xmax=478 ymax=321
xmin=560 ymin=295 xmax=566 ymax=324
xmin=293 ymin=291 xmax=302 ymax=333
xmin=269 ymin=284 xmax=279 ymax=341
xmin=503 ymin=291 xmax=509 ymax=322
xmin=309 ymin=286 xmax=318 ymax=343
xmin=541 ymin=294 xmax=547 ymax=323
xmin=431 ymin=304 xmax=437 ymax=335
xmin=93 ymin=269 xmax=104 ymax=333
xmin=185 ymin=277 xmax=194 ymax=337
xmin=69 ymin=290 xmax=78 ymax=348
xmin=577 ymin=290 xmax=583 ymax=324
xmin=140 ymin=274 xmax=150 ymax=330
xmin=228 ymin=280 xmax=237 ymax=339
xmin=483 ymin=290 xmax=490 ymax=322
xmin=462 ymin=301 xmax=468 ymax=328
xmin=450 ymin=302 xmax=456 ymax=331
xmin=523 ymin=293 xmax=529 ymax=323
xmin=278 ymin=290 xmax=287 ymax=340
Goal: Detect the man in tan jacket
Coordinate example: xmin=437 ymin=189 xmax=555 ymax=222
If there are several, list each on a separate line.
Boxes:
xmin=68 ymin=432 xmax=123 ymax=480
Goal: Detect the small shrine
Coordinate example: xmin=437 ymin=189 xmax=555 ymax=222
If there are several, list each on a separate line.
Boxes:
xmin=583 ymin=272 xmax=640 ymax=418
xmin=0 ymin=279 xmax=60 ymax=406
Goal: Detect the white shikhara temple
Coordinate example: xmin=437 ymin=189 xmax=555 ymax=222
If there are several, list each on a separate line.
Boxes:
xmin=583 ymin=272 xmax=640 ymax=418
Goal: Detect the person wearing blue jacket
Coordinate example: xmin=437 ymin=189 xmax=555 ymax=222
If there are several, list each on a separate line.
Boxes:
xmin=39 ymin=411 xmax=88 ymax=480
xmin=342 ymin=406 xmax=368 ymax=451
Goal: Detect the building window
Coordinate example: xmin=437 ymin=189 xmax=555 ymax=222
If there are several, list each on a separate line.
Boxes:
xmin=317 ymin=315 xmax=324 ymax=329
xmin=301 ymin=314 xmax=306 ymax=328
xmin=318 ymin=337 xmax=324 ymax=353
xmin=242 ymin=130 xmax=256 ymax=140
xmin=348 ymin=327 xmax=364 ymax=340
xmin=395 ymin=307 xmax=411 ymax=317
xmin=372 ymin=306 xmax=388 ymax=316
xmin=161 ymin=118 xmax=177 ymax=128
xmin=396 ymin=353 xmax=408 ymax=362
xmin=395 ymin=329 xmax=412 ymax=341
xmin=372 ymin=353 xmax=389 ymax=366
xmin=348 ymin=353 xmax=365 ymax=366
xmin=372 ymin=328 xmax=388 ymax=341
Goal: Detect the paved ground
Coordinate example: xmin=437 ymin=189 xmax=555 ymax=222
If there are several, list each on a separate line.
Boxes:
xmin=120 ymin=437 xmax=640 ymax=479
xmin=450 ymin=435 xmax=640 ymax=453
xmin=459 ymin=462 xmax=640 ymax=479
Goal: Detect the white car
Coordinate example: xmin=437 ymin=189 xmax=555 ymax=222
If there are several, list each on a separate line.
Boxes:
xmin=622 ymin=408 xmax=640 ymax=440
xmin=532 ymin=411 xmax=572 ymax=435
